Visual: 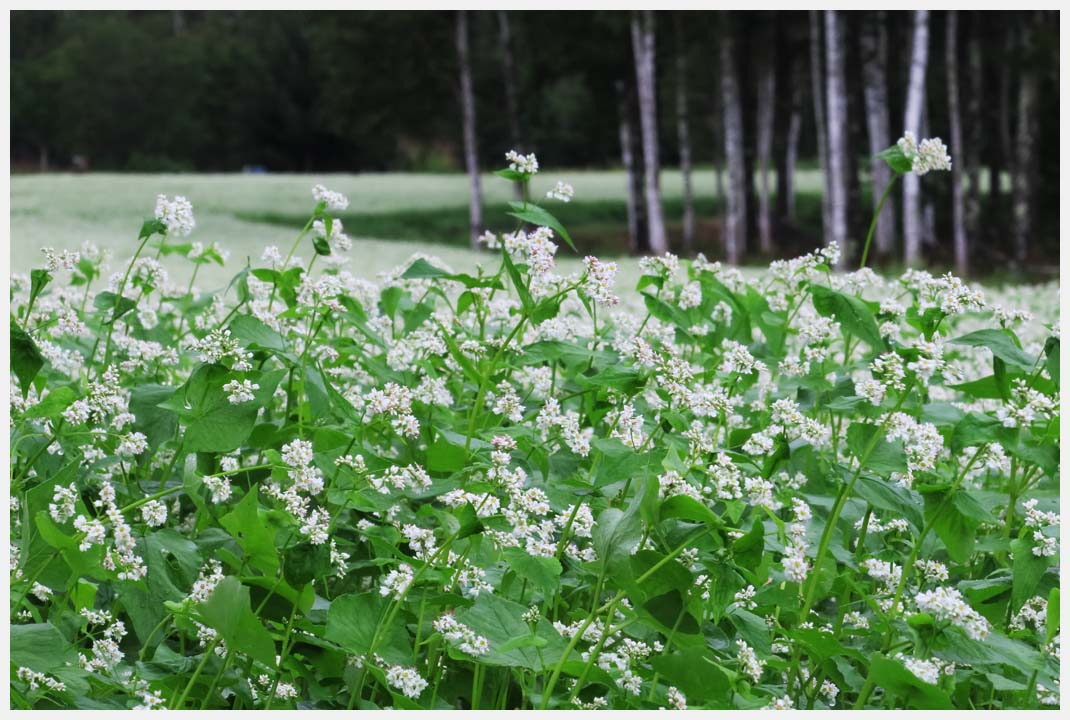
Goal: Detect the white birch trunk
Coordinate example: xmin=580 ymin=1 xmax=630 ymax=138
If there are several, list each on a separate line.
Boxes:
xmin=1012 ymin=22 xmax=1039 ymax=267
xmin=756 ymin=57 xmax=776 ymax=255
xmin=824 ymin=11 xmax=848 ymax=266
xmin=946 ymin=11 xmax=968 ymax=276
xmin=808 ymin=11 xmax=831 ymax=242
xmin=784 ymin=79 xmax=802 ymax=223
xmin=456 ymin=11 xmax=483 ymax=249
xmin=720 ymin=31 xmax=746 ymax=265
xmin=902 ymin=10 xmax=930 ymax=267
xmin=674 ymin=15 xmax=695 ymax=253
xmin=631 ymin=11 xmax=668 ymax=255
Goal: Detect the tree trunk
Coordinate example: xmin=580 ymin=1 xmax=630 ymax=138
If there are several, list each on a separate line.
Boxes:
xmin=710 ymin=83 xmax=726 ymax=209
xmin=823 ymin=11 xmax=848 ymax=266
xmin=456 ymin=11 xmax=483 ymax=248
xmin=946 ymin=11 xmax=968 ymax=276
xmin=964 ymin=23 xmax=983 ymax=242
xmin=902 ymin=10 xmax=929 ymax=267
xmin=861 ymin=10 xmax=895 ymax=259
xmin=1012 ymin=18 xmax=1039 ymax=268
xmin=720 ymin=29 xmax=746 ymax=265
xmin=784 ymin=83 xmax=802 ymax=223
xmin=756 ymin=48 xmax=776 ymax=256
xmin=631 ymin=11 xmax=668 ymax=255
xmin=808 ymin=11 xmax=831 ymax=242
xmin=673 ymin=14 xmax=695 ymax=254
xmin=617 ymin=79 xmax=646 ymax=254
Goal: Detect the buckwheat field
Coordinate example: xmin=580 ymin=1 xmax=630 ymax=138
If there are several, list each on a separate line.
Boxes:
xmin=9 ymin=145 xmax=1061 ymax=710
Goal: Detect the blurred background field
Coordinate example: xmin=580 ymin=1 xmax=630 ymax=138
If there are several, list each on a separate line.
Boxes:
xmin=10 ymin=10 xmax=1059 ymax=283
xmin=11 ymin=168 xmax=824 ymax=286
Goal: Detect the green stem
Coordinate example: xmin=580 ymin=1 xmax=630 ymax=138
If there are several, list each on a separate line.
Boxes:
xmin=859 ymin=175 xmax=899 ymax=270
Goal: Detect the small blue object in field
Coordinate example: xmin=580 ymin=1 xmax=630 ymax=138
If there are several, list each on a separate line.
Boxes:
xmin=242 ymin=164 xmax=269 ymax=174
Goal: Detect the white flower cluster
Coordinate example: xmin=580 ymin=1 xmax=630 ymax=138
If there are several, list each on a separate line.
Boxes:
xmin=224 ymin=378 xmax=259 ymax=404
xmin=505 ymin=149 xmax=538 ymax=175
xmin=896 ymin=653 xmax=954 ymax=685
xmin=897 ymin=131 xmax=952 ymax=175
xmin=16 ymin=667 xmax=67 ymax=693
xmin=383 ymin=663 xmax=428 ymax=699
xmin=914 ymin=585 xmax=990 ymax=640
xmin=546 ymin=180 xmax=574 ymax=202
xmin=432 ymin=613 xmax=490 ymax=656
xmin=312 ymin=183 xmax=349 ymax=212
xmin=1022 ymin=498 xmax=1060 ymax=557
xmin=782 ymin=498 xmax=812 ymax=584
xmin=154 ymin=194 xmax=196 ymax=236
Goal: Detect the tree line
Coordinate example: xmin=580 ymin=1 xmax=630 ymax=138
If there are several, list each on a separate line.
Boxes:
xmin=11 ymin=10 xmax=1059 ymax=274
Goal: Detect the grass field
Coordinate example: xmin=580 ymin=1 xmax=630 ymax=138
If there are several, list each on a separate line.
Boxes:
xmin=11 ymin=169 xmax=827 ymax=287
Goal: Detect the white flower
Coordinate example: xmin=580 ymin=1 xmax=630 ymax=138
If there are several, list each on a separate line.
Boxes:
xmin=154 ymin=194 xmax=196 ymax=236
xmin=224 ymin=378 xmax=259 ymax=405
xmin=140 ymin=500 xmax=168 ymax=528
xmin=546 ymin=180 xmax=574 ymax=202
xmin=383 ymin=664 xmax=428 ymax=699
xmin=505 ymin=150 xmax=538 ymax=175
xmin=312 ymin=184 xmax=349 ymax=212
xmin=896 ymin=131 xmax=952 ymax=175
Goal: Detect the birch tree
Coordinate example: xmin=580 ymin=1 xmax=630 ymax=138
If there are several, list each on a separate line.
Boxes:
xmin=1012 ymin=15 xmax=1040 ymax=267
xmin=456 ymin=11 xmax=482 ymax=249
xmin=631 ymin=10 xmax=668 ymax=255
xmin=902 ymin=10 xmax=930 ymax=267
xmin=823 ymin=10 xmax=848 ymax=265
xmin=964 ymin=23 xmax=983 ymax=239
xmin=808 ymin=11 xmax=831 ymax=240
xmin=946 ymin=11 xmax=968 ymax=275
xmin=861 ymin=11 xmax=895 ymax=260
xmin=756 ymin=45 xmax=776 ymax=255
xmin=673 ymin=13 xmax=695 ymax=253
xmin=720 ymin=27 xmax=746 ymax=265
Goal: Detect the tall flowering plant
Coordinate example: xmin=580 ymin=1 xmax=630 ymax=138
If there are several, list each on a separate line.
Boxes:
xmin=9 ymin=148 xmax=1059 ymax=710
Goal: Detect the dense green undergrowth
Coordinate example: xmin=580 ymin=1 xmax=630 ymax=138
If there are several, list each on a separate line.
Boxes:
xmin=9 ymin=148 xmax=1060 ymax=710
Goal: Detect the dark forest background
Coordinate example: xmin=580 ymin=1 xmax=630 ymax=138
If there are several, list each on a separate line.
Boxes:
xmin=10 ymin=10 xmax=1061 ymax=275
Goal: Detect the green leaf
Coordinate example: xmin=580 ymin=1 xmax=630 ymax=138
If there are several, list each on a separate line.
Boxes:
xmin=129 ymin=384 xmax=178 ymax=450
xmin=197 ymin=576 xmax=277 ymax=666
xmin=11 ymin=321 xmax=44 ymax=394
xmin=502 ymin=546 xmax=562 ymax=596
xmin=283 ymin=541 xmax=332 ymax=588
xmin=1011 ymin=536 xmax=1051 ymax=610
xmin=950 ymin=329 xmax=1036 ymax=372
xmin=11 ymin=623 xmax=76 ymax=673
xmin=229 ymin=314 xmax=293 ymax=361
xmin=846 ymin=423 xmax=908 ymax=475
xmin=922 ymin=488 xmax=977 ymax=563
xmin=426 ymin=435 xmax=466 ymax=473
xmin=93 ymin=291 xmax=137 ymax=324
xmin=219 ymin=486 xmax=279 ymax=574
xmin=166 ymin=364 xmax=283 ymax=453
xmin=455 ymin=593 xmax=567 ymax=670
xmin=810 ymin=284 xmax=884 ymax=350
xmin=1043 ymin=336 xmax=1059 ymax=384
xmin=506 ymin=201 xmax=576 ymax=252
xmin=659 ymin=494 xmax=722 ymax=527
xmin=501 ymin=246 xmax=533 ymax=313
xmin=649 ymin=647 xmax=731 ymax=705
xmin=851 ymin=475 xmax=920 ymax=530
xmin=22 ymin=386 xmax=76 ymax=419
xmin=876 ymin=144 xmax=914 ymax=175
